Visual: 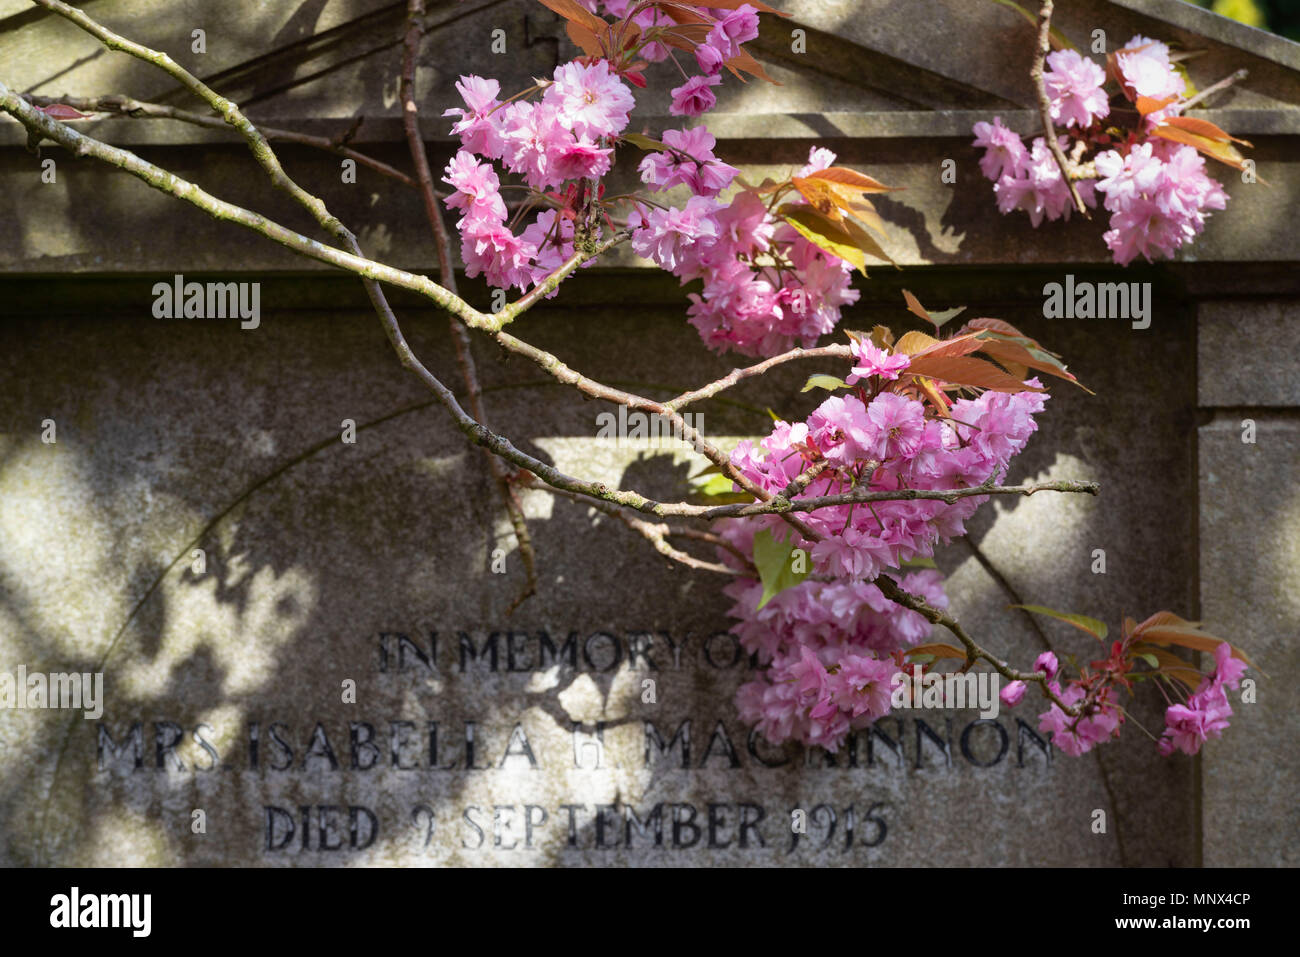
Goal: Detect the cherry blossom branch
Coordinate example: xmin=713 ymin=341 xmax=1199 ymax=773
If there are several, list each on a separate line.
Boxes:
xmin=1180 ymin=68 xmax=1249 ymax=110
xmin=22 ymin=0 xmax=618 ymax=333
xmin=528 ymin=478 xmax=742 ymax=576
xmin=401 ymin=0 xmax=537 ymax=612
xmin=690 ymin=476 xmax=1099 ymax=519
xmin=1030 ymin=0 xmax=1088 ymax=216
xmin=665 ymin=344 xmax=853 ymax=412
xmin=873 ymin=573 xmax=1081 ymax=715
xmin=2 ymin=82 xmax=622 ymax=333
xmin=24 ymin=93 xmax=418 ymax=188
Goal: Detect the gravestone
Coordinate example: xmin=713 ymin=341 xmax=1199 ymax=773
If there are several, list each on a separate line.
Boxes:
xmin=2 ymin=0 xmax=1298 ymax=867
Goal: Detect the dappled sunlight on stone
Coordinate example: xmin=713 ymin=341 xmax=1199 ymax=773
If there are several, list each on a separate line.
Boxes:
xmin=115 ymin=555 xmax=318 ymax=700
xmin=0 ymin=437 xmax=128 ymax=660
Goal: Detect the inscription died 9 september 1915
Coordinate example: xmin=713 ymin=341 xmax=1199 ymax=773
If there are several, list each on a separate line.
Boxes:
xmin=88 ymin=628 xmax=1054 ymax=858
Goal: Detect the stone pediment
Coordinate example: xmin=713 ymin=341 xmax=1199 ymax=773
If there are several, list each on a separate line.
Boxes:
xmin=2 ymin=0 xmax=1298 ymax=270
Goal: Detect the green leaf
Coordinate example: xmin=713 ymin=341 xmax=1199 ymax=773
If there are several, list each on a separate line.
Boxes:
xmin=800 ymin=374 xmax=849 ymax=393
xmin=778 ymin=207 xmax=868 ymax=276
xmin=620 ymin=132 xmax=667 ymax=151
xmin=898 ymin=556 xmax=938 ymax=569
xmin=927 ymin=306 xmax=966 ymax=328
xmin=1009 ymin=604 xmax=1109 ymax=642
xmin=752 ymin=528 xmax=811 ymax=610
xmin=691 ymin=472 xmax=738 ymax=497
xmin=1135 ymin=652 xmax=1160 ymax=669
xmin=688 ymin=463 xmax=723 ymax=480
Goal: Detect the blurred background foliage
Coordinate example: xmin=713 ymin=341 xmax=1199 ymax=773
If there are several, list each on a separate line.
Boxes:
xmin=1188 ymin=0 xmax=1300 ymax=41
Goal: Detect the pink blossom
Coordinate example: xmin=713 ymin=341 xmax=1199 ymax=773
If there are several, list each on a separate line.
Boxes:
xmin=972 ymin=117 xmax=1028 ymax=181
xmin=866 ymin=391 xmax=927 ymax=462
xmin=444 ymin=74 xmax=505 ymax=157
xmin=796 ymin=147 xmax=838 ymax=179
xmin=442 ymin=150 xmax=507 ymax=227
xmin=629 ymin=196 xmax=720 ymax=272
xmin=1044 ymin=49 xmax=1110 ymax=129
xmin=640 ymin=126 xmax=738 ymax=198
xmin=550 ymin=137 xmax=613 ymax=182
xmin=711 ymin=5 xmax=760 ymax=51
xmin=543 ymin=59 xmax=635 ymax=140
xmin=1116 ymin=35 xmax=1186 ymax=104
xmin=847 ymin=339 xmax=911 ymax=383
xmin=1212 ymin=642 xmax=1247 ymax=689
xmin=1037 ymin=683 xmax=1122 ymax=756
xmin=1000 ymin=680 xmax=1027 ymax=708
xmin=498 ymin=101 xmax=572 ymax=190
xmin=995 ymin=136 xmax=1096 ymax=227
xmin=670 ymin=74 xmax=721 ymax=117
xmin=1034 ymin=651 xmax=1059 ymax=680
xmin=830 ymin=655 xmax=899 ymax=720
xmin=694 ymin=41 xmax=725 ymax=76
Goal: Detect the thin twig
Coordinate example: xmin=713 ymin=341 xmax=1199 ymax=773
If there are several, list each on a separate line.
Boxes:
xmin=24 ymin=93 xmax=418 ymax=188
xmin=400 ymin=0 xmax=537 ymax=613
xmin=1030 ymin=0 xmax=1088 ymax=216
xmin=1180 ymin=68 xmax=1249 ymax=111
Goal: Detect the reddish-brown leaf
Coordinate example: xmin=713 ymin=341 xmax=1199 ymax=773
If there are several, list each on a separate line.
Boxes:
xmin=1152 ymin=124 xmax=1250 ymax=170
xmin=38 ymin=103 xmax=87 ymax=120
xmin=791 ymin=177 xmax=842 ymax=220
xmin=974 ymin=337 xmax=1089 ymax=391
xmin=907 ymin=643 xmax=968 ymax=661
xmin=724 ymin=45 xmax=776 ymax=83
xmin=902 ymin=289 xmax=931 ymax=324
xmin=655 ymin=2 xmax=712 ymax=24
xmin=565 ymin=20 xmax=604 ymax=56
xmin=1136 ymin=94 xmax=1178 ymax=116
xmin=893 ymin=331 xmax=939 ymax=356
xmin=897 ymin=330 xmax=985 ymax=360
xmin=538 ymin=0 xmax=607 ymax=32
xmin=1131 ymin=643 xmax=1203 ymax=690
xmin=1161 ymin=115 xmax=1251 ymax=146
xmin=1138 ymin=624 xmax=1257 ymax=669
xmin=962 ymin=317 xmax=1028 ymax=338
xmin=905 ymin=355 xmax=1041 ymax=393
xmin=806 ymin=166 xmax=898 ymax=193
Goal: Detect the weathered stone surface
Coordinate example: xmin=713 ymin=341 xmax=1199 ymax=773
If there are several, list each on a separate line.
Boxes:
xmin=1 ymin=0 xmax=1295 ymax=871
xmin=0 ymin=281 xmax=1203 ymax=866
xmin=4 ymin=0 xmax=1300 ymax=272
xmin=1197 ymin=417 xmax=1300 ymax=867
xmin=1200 ymin=299 xmax=1300 ymax=407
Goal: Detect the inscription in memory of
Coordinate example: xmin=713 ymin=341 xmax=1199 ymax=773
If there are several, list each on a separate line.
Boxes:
xmin=90 ymin=629 xmax=1054 ymax=855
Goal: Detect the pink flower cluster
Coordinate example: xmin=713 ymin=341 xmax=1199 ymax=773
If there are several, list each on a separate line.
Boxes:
xmin=715 ymin=358 xmax=1049 ymax=751
xmin=972 ymin=35 xmax=1232 ymax=265
xmin=579 ymin=2 xmax=758 ymax=115
xmin=973 ymin=121 xmax=1098 ymax=227
xmin=725 ymin=553 xmax=948 ymax=752
xmin=1036 ymin=681 xmax=1124 ymax=757
xmin=1000 ymin=649 xmax=1127 ymax=757
xmin=1092 ymin=140 xmax=1227 ymax=265
xmin=632 ymin=145 xmax=862 ymax=357
xmin=1156 ymin=643 xmax=1247 ymax=756
xmin=441 ymin=61 xmax=634 ymax=292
